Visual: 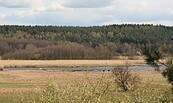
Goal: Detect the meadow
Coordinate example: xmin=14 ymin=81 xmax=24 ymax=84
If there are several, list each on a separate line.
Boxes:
xmin=0 ymin=59 xmax=145 ymax=68
xmin=0 ymin=69 xmax=172 ymax=103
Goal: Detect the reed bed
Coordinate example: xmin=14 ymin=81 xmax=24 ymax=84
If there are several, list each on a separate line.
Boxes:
xmin=0 ymin=60 xmax=145 ymax=68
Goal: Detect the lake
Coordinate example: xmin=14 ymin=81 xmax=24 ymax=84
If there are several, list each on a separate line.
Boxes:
xmin=4 ymin=65 xmax=165 ymax=72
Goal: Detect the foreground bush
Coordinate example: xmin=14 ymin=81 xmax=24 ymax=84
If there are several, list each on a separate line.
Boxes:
xmin=142 ymin=46 xmax=173 ymax=93
xmin=22 ymin=73 xmax=173 ymax=103
xmin=112 ymin=67 xmax=141 ymax=91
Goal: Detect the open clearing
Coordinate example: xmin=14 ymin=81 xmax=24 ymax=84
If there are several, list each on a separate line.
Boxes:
xmin=0 ymin=69 xmax=172 ymax=103
xmin=0 ymin=60 xmax=145 ymax=68
xmin=0 ymin=70 xmax=167 ymax=94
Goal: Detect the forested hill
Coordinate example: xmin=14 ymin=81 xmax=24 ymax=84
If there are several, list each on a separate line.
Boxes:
xmin=0 ymin=24 xmax=173 ymax=60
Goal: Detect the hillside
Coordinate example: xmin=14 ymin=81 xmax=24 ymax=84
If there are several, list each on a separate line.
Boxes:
xmin=0 ymin=24 xmax=173 ymax=60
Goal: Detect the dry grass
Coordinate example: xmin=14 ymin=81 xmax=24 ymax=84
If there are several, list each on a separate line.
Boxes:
xmin=0 ymin=88 xmax=40 ymax=95
xmin=0 ymin=70 xmax=101 ymax=84
xmin=115 ymin=56 xmax=144 ymax=60
xmin=0 ymin=70 xmax=167 ymax=95
xmin=0 ymin=65 xmax=4 ymax=68
xmin=0 ymin=60 xmax=145 ymax=68
xmin=0 ymin=70 xmax=171 ymax=103
xmin=0 ymin=70 xmax=102 ymax=94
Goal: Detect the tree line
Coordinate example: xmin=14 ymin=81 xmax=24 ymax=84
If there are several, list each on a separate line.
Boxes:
xmin=0 ymin=24 xmax=173 ymax=60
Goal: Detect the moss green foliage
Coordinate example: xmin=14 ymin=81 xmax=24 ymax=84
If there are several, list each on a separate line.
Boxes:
xmin=162 ymin=60 xmax=173 ymax=92
xmin=142 ymin=46 xmax=163 ymax=69
xmin=142 ymin=46 xmax=173 ymax=92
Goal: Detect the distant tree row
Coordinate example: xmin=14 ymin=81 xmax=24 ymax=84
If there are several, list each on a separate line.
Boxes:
xmin=0 ymin=24 xmax=172 ymax=60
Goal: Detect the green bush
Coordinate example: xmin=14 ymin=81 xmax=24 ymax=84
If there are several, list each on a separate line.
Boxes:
xmin=142 ymin=46 xmax=173 ymax=93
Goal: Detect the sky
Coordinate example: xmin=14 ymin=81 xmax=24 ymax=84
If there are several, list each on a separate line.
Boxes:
xmin=0 ymin=0 xmax=173 ymax=26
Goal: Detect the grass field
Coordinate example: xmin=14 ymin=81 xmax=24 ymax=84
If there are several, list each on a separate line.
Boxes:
xmin=0 ymin=60 xmax=145 ymax=68
xmin=0 ymin=70 xmax=172 ymax=103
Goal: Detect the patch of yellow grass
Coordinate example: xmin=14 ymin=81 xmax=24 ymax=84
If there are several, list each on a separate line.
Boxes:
xmin=115 ymin=56 xmax=144 ymax=60
xmin=0 ymin=70 xmax=168 ymax=94
xmin=0 ymin=88 xmax=40 ymax=95
xmin=0 ymin=60 xmax=145 ymax=68
xmin=0 ymin=65 xmax=4 ymax=68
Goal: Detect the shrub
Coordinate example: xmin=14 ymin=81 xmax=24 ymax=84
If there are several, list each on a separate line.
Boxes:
xmin=20 ymin=71 xmax=173 ymax=103
xmin=112 ymin=67 xmax=141 ymax=91
xmin=142 ymin=46 xmax=173 ymax=93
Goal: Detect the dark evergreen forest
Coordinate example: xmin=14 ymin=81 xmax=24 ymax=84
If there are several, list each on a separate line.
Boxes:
xmin=0 ymin=24 xmax=173 ymax=60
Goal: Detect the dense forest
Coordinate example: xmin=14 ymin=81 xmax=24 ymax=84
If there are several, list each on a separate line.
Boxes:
xmin=0 ymin=24 xmax=173 ymax=60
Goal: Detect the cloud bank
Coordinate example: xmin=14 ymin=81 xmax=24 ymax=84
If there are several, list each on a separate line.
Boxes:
xmin=0 ymin=0 xmax=173 ymax=26
xmin=64 ymin=0 xmax=113 ymax=8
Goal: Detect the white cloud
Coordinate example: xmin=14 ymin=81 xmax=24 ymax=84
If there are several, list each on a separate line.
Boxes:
xmin=0 ymin=14 xmax=6 ymax=19
xmin=0 ymin=0 xmax=31 ymax=8
xmin=0 ymin=0 xmax=173 ymax=26
xmin=34 ymin=1 xmax=65 ymax=12
xmin=63 ymin=0 xmax=113 ymax=8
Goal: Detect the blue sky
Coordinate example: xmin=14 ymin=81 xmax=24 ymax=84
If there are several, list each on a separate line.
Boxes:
xmin=0 ymin=0 xmax=173 ymax=26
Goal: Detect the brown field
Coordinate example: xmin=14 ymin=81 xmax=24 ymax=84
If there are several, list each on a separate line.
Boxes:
xmin=0 ymin=60 xmax=145 ymax=68
xmin=0 ymin=70 xmax=167 ymax=94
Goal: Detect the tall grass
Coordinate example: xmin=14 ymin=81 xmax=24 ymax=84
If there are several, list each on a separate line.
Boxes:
xmin=21 ymin=73 xmax=173 ymax=103
xmin=0 ymin=60 xmax=145 ymax=68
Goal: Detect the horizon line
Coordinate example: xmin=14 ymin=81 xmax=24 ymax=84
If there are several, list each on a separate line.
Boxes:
xmin=0 ymin=23 xmax=173 ymax=27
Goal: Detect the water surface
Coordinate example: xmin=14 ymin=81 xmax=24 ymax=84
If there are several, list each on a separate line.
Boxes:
xmin=5 ymin=65 xmax=165 ymax=72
